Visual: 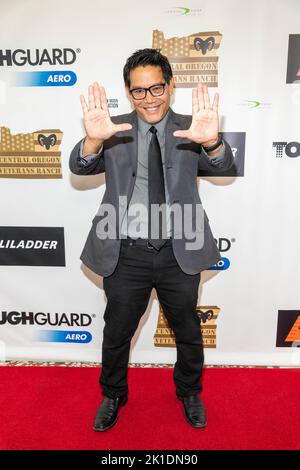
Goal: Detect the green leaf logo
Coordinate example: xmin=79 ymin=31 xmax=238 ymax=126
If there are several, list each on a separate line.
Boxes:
xmin=244 ymin=100 xmax=261 ymax=108
xmin=176 ymin=6 xmax=191 ymax=15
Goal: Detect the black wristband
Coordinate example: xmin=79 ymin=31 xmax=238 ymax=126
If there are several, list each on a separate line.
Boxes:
xmin=202 ymin=135 xmax=223 ymax=153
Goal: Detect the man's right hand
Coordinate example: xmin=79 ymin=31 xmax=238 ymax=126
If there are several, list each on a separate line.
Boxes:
xmin=80 ymin=82 xmax=132 ymax=156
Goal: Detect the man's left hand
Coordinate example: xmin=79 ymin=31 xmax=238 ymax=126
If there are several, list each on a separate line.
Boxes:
xmin=173 ymin=83 xmax=219 ymax=147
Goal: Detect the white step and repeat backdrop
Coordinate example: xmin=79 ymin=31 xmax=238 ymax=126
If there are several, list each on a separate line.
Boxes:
xmin=1 ymin=0 xmax=300 ymax=366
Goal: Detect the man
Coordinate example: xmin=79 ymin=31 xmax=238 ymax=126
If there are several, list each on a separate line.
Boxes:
xmin=69 ymin=48 xmax=234 ymax=431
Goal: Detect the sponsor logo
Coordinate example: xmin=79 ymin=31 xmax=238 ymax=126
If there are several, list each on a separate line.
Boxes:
xmin=13 ymin=71 xmax=77 ymax=87
xmin=0 ymin=227 xmax=65 ymax=266
xmin=222 ymin=132 xmax=245 ymax=177
xmin=35 ymin=330 xmax=92 ymax=343
xmin=276 ymin=310 xmax=300 ymax=347
xmin=154 ymin=305 xmax=221 ymax=348
xmin=209 ymin=237 xmax=235 ymax=271
xmin=215 ymin=237 xmax=235 ymax=252
xmin=238 ymin=99 xmax=272 ymax=109
xmin=209 ymin=257 xmax=230 ymax=271
xmin=0 ymin=48 xmax=79 ymax=67
xmin=0 ymin=127 xmax=63 ymax=178
xmin=273 ymin=141 xmax=300 ymax=158
xmin=0 ymin=311 xmax=92 ymax=326
xmin=0 ymin=47 xmax=80 ymax=87
xmin=164 ymin=6 xmax=203 ymax=16
xmin=107 ymin=98 xmax=119 ymax=108
xmin=286 ymin=35 xmax=300 ymax=84
xmin=152 ymin=29 xmax=222 ymax=88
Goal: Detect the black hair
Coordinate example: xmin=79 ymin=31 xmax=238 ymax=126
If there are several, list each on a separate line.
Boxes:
xmin=123 ymin=48 xmax=173 ymax=88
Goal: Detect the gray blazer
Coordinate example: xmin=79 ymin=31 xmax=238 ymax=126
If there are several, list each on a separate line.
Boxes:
xmin=69 ymin=109 xmax=234 ymax=276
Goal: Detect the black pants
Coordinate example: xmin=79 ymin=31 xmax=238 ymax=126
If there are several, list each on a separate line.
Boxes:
xmin=100 ymin=238 xmax=203 ymax=398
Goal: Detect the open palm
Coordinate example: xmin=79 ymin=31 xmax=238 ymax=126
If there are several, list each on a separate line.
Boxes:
xmin=80 ymin=82 xmax=132 ymax=141
xmin=173 ymin=84 xmax=219 ymax=145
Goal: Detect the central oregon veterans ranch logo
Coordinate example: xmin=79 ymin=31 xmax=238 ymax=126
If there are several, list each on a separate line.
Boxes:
xmin=0 ymin=127 xmax=63 ymax=178
xmin=154 ymin=305 xmax=221 ymax=348
xmin=152 ymin=29 xmax=222 ymax=88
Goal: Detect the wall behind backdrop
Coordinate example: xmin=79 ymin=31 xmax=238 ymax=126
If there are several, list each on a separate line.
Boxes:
xmin=1 ymin=0 xmax=300 ymax=366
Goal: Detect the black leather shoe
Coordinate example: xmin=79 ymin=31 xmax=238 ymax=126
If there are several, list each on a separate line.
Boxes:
xmin=93 ymin=395 xmax=128 ymax=432
xmin=178 ymin=394 xmax=207 ymax=428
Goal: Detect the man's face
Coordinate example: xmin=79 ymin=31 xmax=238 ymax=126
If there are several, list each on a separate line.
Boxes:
xmin=126 ymin=65 xmax=174 ymax=124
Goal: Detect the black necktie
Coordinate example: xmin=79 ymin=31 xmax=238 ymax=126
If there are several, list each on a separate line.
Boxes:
xmin=148 ymin=126 xmax=167 ymax=250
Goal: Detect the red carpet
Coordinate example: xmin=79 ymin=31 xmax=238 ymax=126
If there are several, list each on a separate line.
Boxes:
xmin=0 ymin=366 xmax=299 ymax=450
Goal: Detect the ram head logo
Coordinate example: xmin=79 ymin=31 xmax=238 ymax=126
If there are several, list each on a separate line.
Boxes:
xmin=197 ymin=309 xmax=214 ymax=323
xmin=194 ymin=37 xmax=215 ymax=55
xmin=38 ymin=134 xmax=57 ymax=150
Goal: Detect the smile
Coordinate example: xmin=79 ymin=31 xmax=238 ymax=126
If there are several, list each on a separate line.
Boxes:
xmin=143 ymin=105 xmax=161 ymax=112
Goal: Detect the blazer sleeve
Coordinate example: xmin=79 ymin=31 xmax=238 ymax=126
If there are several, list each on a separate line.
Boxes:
xmin=197 ymin=139 xmax=234 ymax=176
xmin=69 ymin=138 xmax=105 ymax=175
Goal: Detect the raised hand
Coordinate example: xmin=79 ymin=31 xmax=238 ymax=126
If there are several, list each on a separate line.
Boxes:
xmin=80 ymin=82 xmax=132 ymax=143
xmin=173 ymin=84 xmax=219 ymax=147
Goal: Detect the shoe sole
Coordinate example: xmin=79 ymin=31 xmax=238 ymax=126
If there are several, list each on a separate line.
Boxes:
xmin=177 ymin=395 xmax=207 ymax=428
xmin=93 ymin=397 xmax=128 ymax=432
